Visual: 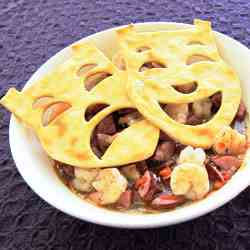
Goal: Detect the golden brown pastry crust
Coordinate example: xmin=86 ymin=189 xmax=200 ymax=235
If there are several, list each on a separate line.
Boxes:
xmin=116 ymin=19 xmax=241 ymax=148
xmin=0 ymin=43 xmax=159 ymax=168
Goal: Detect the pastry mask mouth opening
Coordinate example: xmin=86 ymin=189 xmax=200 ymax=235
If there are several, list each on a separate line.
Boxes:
xmin=160 ymin=91 xmax=222 ymax=126
xmin=90 ymin=108 xmax=143 ymax=159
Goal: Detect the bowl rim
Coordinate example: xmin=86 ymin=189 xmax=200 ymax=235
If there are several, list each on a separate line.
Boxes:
xmin=9 ymin=21 xmax=250 ymax=228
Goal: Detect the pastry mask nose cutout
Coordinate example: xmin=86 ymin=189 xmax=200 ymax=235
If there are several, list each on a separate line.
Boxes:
xmin=0 ymin=43 xmax=159 ymax=168
xmin=116 ymin=19 xmax=241 ymax=148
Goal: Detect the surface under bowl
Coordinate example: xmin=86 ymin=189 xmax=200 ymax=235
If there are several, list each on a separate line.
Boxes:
xmin=9 ymin=22 xmax=250 ymax=228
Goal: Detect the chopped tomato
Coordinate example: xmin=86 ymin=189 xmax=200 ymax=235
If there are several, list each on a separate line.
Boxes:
xmin=159 ymin=166 xmax=172 ymax=179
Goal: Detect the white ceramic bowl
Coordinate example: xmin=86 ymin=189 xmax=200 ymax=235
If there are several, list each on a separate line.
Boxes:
xmin=9 ymin=22 xmax=250 ymax=228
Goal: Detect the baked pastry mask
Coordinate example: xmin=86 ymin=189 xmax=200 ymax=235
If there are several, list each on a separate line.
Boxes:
xmin=0 ymin=43 xmax=159 ymax=168
xmin=116 ymin=19 xmax=241 ymax=148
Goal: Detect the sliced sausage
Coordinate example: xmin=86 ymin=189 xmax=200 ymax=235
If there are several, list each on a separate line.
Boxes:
xmin=211 ymin=155 xmax=242 ymax=180
xmin=235 ymin=100 xmax=247 ymax=121
xmin=135 ymin=170 xmax=161 ymax=201
xmin=116 ymin=190 xmax=133 ymax=209
xmin=151 ymin=194 xmax=186 ymax=209
xmin=151 ymin=141 xmax=176 ymax=162
xmin=211 ymin=155 xmax=242 ymax=170
xmin=96 ymin=114 xmax=116 ymax=134
xmin=210 ymin=92 xmax=221 ymax=112
xmin=205 ymin=162 xmax=224 ymax=182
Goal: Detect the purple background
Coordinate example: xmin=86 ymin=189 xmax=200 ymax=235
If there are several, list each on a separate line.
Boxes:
xmin=0 ymin=0 xmax=250 ymax=249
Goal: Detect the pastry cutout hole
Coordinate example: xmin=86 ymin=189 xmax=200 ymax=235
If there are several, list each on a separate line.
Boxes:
xmin=33 ymin=96 xmax=54 ymax=109
xmin=139 ymin=61 xmax=166 ymax=72
xmin=42 ymin=102 xmax=71 ymax=126
xmin=136 ymin=46 xmax=150 ymax=53
xmin=85 ymin=72 xmax=112 ymax=91
xmin=210 ymin=92 xmax=222 ymax=113
xmin=85 ymin=103 xmax=109 ymax=121
xmin=161 ymin=95 xmax=219 ymax=125
xmin=187 ymin=41 xmax=204 ymax=45
xmin=162 ymin=103 xmax=189 ymax=124
xmin=90 ymin=108 xmax=141 ymax=158
xmin=173 ymin=82 xmax=197 ymax=94
xmin=186 ymin=54 xmax=214 ymax=65
xmin=77 ymin=63 xmax=97 ymax=77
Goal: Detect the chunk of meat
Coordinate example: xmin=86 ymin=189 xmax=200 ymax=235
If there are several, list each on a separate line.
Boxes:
xmin=96 ymin=133 xmax=117 ymax=153
xmin=205 ymin=162 xmax=224 ymax=182
xmin=151 ymin=194 xmax=186 ymax=209
xmin=96 ymin=114 xmax=116 ymax=134
xmin=90 ymin=134 xmax=102 ymax=158
xmin=210 ymin=92 xmax=221 ymax=112
xmin=211 ymin=155 xmax=242 ymax=181
xmin=135 ymin=170 xmax=161 ymax=201
xmin=192 ymin=98 xmax=212 ymax=119
xmin=120 ymin=164 xmax=140 ymax=181
xmin=151 ymin=141 xmax=176 ymax=161
xmin=186 ymin=114 xmax=202 ymax=125
xmin=136 ymin=161 xmax=148 ymax=174
xmin=118 ymin=111 xmax=142 ymax=126
xmin=235 ymin=100 xmax=247 ymax=121
xmin=92 ymin=168 xmax=128 ymax=205
xmin=57 ymin=163 xmax=75 ymax=181
xmin=116 ymin=190 xmax=133 ymax=209
xmin=164 ymin=103 xmax=189 ymax=123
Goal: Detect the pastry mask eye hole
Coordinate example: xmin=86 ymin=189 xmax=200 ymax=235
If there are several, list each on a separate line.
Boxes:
xmin=84 ymin=103 xmax=109 ymax=121
xmin=139 ymin=61 xmax=166 ymax=72
xmin=186 ymin=54 xmax=214 ymax=65
xmin=173 ymin=82 xmax=197 ymax=94
xmin=84 ymin=72 xmax=112 ymax=91
xmin=77 ymin=63 xmax=97 ymax=77
xmin=33 ymin=96 xmax=54 ymax=109
xmin=187 ymin=41 xmax=204 ymax=45
xmin=42 ymin=102 xmax=71 ymax=126
xmin=136 ymin=46 xmax=150 ymax=53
